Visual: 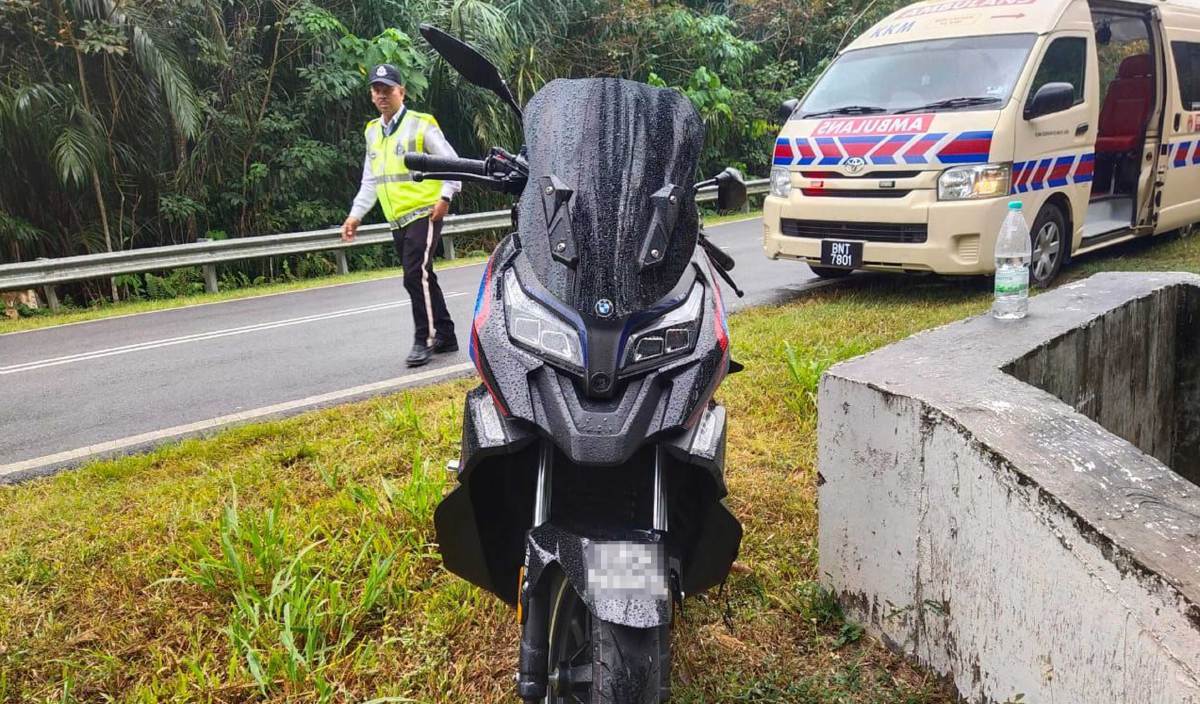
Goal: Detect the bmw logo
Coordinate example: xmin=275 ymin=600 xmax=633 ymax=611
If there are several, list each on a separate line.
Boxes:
xmin=594 ymin=299 xmax=613 ymax=318
xmin=844 ymin=157 xmax=867 ymax=175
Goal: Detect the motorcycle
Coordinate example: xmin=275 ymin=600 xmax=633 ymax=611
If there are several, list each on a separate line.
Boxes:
xmin=406 ymin=25 xmax=746 ymax=704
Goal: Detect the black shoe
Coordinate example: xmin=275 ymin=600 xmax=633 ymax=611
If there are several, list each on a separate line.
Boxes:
xmin=406 ymin=343 xmax=432 ymax=367
xmin=432 ymin=336 xmax=458 ymax=354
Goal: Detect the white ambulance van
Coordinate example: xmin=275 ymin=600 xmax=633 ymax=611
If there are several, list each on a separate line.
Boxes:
xmin=763 ymin=0 xmax=1200 ymax=285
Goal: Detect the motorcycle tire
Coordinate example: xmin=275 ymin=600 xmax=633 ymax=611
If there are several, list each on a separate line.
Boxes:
xmin=544 ymin=569 xmax=670 ymax=704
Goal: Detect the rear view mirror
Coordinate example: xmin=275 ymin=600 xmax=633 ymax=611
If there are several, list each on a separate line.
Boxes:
xmin=419 ymin=24 xmax=522 ymax=119
xmin=715 ymin=167 xmax=747 ymax=212
xmin=1024 ymin=82 xmax=1075 ymax=120
xmin=778 ymin=98 xmax=800 ymax=123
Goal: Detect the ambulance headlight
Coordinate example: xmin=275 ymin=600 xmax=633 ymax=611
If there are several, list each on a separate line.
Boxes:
xmin=938 ymin=163 xmax=1011 ymax=201
xmin=769 ymin=166 xmax=792 ymax=198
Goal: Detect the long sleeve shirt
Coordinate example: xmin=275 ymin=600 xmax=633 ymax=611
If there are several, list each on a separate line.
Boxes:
xmin=348 ymin=106 xmax=463 ymax=221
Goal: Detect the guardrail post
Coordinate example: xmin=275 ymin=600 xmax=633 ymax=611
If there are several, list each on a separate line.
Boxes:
xmin=42 ymin=285 xmax=60 ymax=312
xmin=442 ymin=235 xmax=456 ymax=260
xmin=202 ymin=264 xmax=218 ymax=293
xmin=334 ymin=250 xmax=349 ymax=275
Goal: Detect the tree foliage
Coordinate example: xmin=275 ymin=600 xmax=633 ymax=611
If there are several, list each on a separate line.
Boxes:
xmin=0 ymin=0 xmax=911 ymax=302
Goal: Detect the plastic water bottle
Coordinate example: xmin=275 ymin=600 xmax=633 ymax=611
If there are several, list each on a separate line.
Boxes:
xmin=993 ymin=200 xmax=1031 ymax=320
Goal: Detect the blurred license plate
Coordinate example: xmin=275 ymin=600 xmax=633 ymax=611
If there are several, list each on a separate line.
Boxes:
xmin=821 ymin=240 xmax=862 ymax=269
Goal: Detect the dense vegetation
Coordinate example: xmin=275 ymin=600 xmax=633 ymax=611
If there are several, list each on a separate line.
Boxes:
xmin=0 ymin=0 xmax=908 ymax=303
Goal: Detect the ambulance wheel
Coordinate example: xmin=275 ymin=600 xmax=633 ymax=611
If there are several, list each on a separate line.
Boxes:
xmin=1030 ymin=204 xmax=1067 ymax=287
xmin=809 ymin=266 xmax=854 ymax=279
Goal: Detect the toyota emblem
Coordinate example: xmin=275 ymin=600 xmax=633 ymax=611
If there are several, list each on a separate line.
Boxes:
xmin=594 ymin=299 xmax=613 ymax=318
xmin=844 ymin=157 xmax=867 ymax=175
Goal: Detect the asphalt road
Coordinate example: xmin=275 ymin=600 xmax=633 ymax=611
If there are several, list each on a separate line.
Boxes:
xmin=1 ymin=217 xmax=821 ymax=480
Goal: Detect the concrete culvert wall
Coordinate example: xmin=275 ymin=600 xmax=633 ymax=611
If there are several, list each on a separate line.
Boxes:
xmin=1004 ymin=283 xmax=1200 ymax=484
xmin=818 ymin=272 xmax=1200 ymax=704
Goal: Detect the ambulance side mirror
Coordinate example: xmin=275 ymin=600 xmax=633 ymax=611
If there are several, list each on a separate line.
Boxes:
xmin=778 ymin=98 xmax=800 ymax=123
xmin=1024 ymin=82 xmax=1075 ymax=120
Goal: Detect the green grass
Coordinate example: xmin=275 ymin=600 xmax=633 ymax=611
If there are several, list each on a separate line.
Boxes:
xmin=0 ymin=254 xmax=488 ymax=336
xmin=703 ymin=208 xmax=763 ymax=228
xmin=1 ymin=230 xmax=1196 ymax=703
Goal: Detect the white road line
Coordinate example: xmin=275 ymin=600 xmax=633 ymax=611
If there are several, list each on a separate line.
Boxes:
xmin=1 ymin=293 xmax=466 ymax=376
xmin=0 ymin=362 xmax=476 ymax=478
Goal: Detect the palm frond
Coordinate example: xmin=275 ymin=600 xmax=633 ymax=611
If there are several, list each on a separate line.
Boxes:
xmin=51 ymin=123 xmax=105 ymax=188
xmin=0 ymin=209 xmax=46 ymax=245
xmin=64 ymin=0 xmax=112 ymax=21
xmin=125 ymin=23 xmax=203 ymax=137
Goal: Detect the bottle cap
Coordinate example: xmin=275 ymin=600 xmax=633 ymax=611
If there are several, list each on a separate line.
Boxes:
xmin=1008 ymin=200 xmax=1022 ymax=210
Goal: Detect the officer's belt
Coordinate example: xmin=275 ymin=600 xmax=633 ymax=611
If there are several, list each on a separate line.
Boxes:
xmin=389 ymin=206 xmax=435 ymax=230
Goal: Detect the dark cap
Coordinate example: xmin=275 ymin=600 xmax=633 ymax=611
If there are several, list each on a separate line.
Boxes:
xmin=369 ymin=64 xmax=404 ymax=87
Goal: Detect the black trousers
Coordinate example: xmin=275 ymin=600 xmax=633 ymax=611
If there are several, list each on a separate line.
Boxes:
xmin=392 ymin=216 xmax=455 ymax=346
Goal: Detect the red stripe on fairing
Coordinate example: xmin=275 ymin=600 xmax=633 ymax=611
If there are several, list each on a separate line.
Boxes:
xmin=1048 ymin=162 xmax=1072 ymax=181
xmin=470 ymin=257 xmax=509 ymax=417
xmin=774 ymin=142 xmax=794 ymax=159
xmin=686 ymin=262 xmax=730 ymax=429
xmin=475 ymin=257 xmax=494 ymax=329
xmin=938 ymin=138 xmax=991 ymax=156
xmin=477 ymin=354 xmax=509 ymax=417
xmin=1075 ymin=159 xmax=1094 ymax=177
xmin=796 ymin=140 xmax=816 ymax=159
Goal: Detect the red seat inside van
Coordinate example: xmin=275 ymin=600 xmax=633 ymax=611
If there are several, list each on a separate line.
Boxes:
xmin=1095 ymin=54 xmax=1154 ymax=153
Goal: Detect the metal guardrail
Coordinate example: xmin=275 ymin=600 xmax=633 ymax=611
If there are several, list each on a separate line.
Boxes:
xmin=1 ymin=179 xmax=767 ymax=309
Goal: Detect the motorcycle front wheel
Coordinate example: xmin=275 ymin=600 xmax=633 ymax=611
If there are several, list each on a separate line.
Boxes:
xmin=543 ymin=570 xmax=670 ymax=704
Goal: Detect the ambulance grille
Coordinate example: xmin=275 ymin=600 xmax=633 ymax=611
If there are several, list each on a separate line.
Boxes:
xmin=800 ymin=188 xmax=911 ymax=198
xmin=780 ymin=218 xmax=928 ymax=243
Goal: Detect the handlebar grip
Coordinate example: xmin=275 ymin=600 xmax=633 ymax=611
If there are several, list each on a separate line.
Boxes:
xmin=403 ymin=152 xmax=488 ymax=175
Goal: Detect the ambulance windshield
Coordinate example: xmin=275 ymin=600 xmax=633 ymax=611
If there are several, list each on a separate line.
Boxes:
xmin=799 ymin=33 xmax=1036 ymax=117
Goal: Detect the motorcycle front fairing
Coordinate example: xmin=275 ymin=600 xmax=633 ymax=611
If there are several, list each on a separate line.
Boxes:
xmin=435 ymin=245 xmax=741 ymax=612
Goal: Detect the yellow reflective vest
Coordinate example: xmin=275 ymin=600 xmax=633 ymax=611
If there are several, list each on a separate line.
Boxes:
xmin=365 ymin=109 xmax=444 ymax=228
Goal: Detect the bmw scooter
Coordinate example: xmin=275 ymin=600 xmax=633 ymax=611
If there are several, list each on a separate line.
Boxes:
xmin=405 ymin=25 xmax=746 ymax=704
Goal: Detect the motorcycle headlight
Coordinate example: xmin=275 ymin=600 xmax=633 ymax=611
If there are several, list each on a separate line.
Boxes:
xmin=770 ymin=166 xmax=793 ymax=198
xmin=622 ymin=283 xmax=704 ymax=368
xmin=937 ymin=163 xmax=1011 ymax=201
xmin=503 ymin=268 xmax=584 ymax=368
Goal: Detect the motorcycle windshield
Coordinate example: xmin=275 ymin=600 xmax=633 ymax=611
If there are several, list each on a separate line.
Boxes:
xmin=517 ymin=78 xmax=704 ymax=318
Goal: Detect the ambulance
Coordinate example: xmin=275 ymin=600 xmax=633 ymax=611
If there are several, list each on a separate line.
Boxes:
xmin=763 ymin=0 xmax=1200 ymax=285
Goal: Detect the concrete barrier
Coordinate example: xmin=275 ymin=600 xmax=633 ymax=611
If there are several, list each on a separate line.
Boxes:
xmin=818 ymin=272 xmax=1200 ymax=704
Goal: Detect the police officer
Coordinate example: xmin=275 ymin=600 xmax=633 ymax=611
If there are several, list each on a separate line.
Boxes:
xmin=341 ymin=64 xmax=460 ymax=367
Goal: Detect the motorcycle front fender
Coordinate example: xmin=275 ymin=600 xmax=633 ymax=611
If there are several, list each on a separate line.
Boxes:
xmin=523 ymin=523 xmax=675 ymax=629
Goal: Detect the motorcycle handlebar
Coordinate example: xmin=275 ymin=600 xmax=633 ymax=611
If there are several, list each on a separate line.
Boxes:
xmin=404 ymin=153 xmax=489 ymax=175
